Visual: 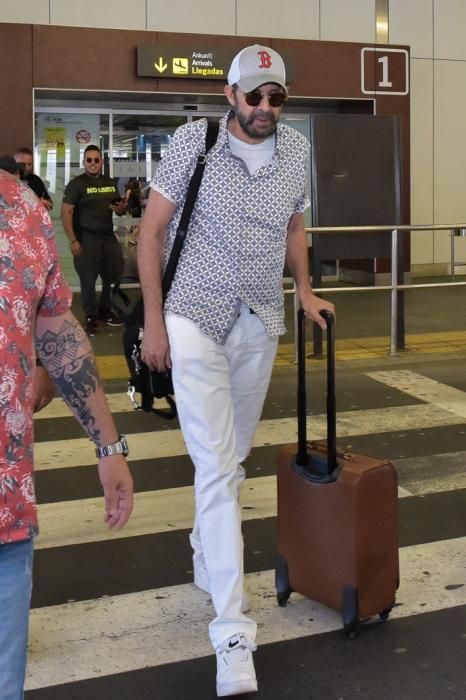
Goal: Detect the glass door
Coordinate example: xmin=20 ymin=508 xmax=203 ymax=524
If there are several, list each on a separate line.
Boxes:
xmin=34 ymin=109 xmax=188 ymax=287
xmin=111 ymin=113 xmax=187 ymax=248
xmin=34 ymin=111 xmax=110 ymax=285
xmin=111 ymin=113 xmax=186 ymax=190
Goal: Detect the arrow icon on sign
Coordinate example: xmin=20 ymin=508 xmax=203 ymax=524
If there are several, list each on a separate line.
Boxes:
xmin=154 ymin=57 xmax=168 ymax=73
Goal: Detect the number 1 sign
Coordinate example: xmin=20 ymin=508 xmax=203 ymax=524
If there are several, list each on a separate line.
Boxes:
xmin=361 ymin=47 xmax=409 ymax=96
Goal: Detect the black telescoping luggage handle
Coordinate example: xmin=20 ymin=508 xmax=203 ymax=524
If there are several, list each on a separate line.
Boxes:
xmin=296 ymin=308 xmax=337 ymax=474
xmin=112 ymin=120 xmax=219 ymax=322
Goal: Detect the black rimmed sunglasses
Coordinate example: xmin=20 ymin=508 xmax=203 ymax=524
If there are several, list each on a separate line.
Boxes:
xmin=243 ymin=90 xmax=287 ymax=107
xmin=85 ymin=157 xmax=101 ymax=163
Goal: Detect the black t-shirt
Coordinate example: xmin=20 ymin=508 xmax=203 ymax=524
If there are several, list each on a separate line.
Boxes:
xmin=24 ymin=173 xmax=52 ymax=201
xmin=62 ymin=173 xmax=120 ymax=239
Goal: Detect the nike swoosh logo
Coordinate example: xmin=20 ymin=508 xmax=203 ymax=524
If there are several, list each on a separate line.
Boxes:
xmin=228 ymin=640 xmax=239 ymax=649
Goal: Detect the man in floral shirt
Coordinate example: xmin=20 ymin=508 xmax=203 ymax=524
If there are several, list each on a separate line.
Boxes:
xmin=0 ymin=169 xmax=134 ymax=700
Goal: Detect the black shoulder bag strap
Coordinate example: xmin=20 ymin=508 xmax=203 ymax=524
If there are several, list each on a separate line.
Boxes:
xmin=125 ymin=119 xmax=219 ymax=419
xmin=111 ymin=120 xmax=219 ymax=419
xmin=113 ymin=119 xmax=219 ymax=326
xmin=162 ymin=119 xmax=219 ymax=301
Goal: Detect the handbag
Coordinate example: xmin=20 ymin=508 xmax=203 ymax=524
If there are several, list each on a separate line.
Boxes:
xmin=111 ymin=120 xmax=219 ymax=419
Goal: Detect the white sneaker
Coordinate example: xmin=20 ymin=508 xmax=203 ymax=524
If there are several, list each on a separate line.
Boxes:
xmin=216 ymin=633 xmax=258 ymax=697
xmin=193 ymin=556 xmax=251 ymax=613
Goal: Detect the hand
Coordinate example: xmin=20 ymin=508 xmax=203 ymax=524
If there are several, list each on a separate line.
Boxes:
xmin=98 ymin=455 xmax=134 ymax=529
xmin=110 ymin=201 xmax=126 ymax=216
xmin=41 ymin=198 xmax=53 ymax=211
xmin=33 ymin=366 xmax=56 ymax=413
xmin=301 ymin=293 xmax=335 ymax=329
xmin=141 ymin=320 xmax=172 ymax=372
xmin=70 ymin=240 xmax=82 ymax=256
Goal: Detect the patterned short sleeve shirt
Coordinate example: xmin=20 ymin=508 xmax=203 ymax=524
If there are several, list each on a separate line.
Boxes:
xmin=152 ymin=111 xmax=310 ymax=344
xmin=0 ymin=171 xmax=72 ymax=545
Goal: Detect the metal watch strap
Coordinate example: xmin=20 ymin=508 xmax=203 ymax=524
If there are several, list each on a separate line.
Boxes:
xmin=95 ymin=434 xmax=129 ymax=458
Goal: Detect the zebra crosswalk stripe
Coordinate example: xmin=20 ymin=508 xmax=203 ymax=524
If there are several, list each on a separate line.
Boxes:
xmin=25 ymin=536 xmax=466 ymax=690
xmin=36 ymin=474 xmax=415 ymax=551
xmin=25 ymin=368 xmax=466 ymax=695
xmin=34 ymin=402 xmax=458 ymax=470
xmin=367 ymin=369 xmax=466 ymax=419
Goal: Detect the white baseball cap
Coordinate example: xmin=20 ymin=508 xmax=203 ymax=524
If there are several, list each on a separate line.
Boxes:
xmin=228 ymin=44 xmax=287 ymax=93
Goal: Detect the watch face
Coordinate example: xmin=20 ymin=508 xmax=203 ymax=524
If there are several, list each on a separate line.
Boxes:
xmin=121 ymin=437 xmax=129 ymax=456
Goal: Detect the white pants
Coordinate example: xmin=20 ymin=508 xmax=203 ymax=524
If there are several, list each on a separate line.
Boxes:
xmin=166 ymin=306 xmax=278 ymax=649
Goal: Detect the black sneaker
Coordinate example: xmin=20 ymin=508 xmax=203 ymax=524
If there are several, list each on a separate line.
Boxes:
xmin=84 ymin=316 xmax=98 ymax=336
xmin=98 ymin=308 xmax=124 ymax=327
xmin=102 ymin=311 xmax=124 ymax=327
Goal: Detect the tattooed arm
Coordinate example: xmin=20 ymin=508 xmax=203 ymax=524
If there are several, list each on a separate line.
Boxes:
xmin=35 ymin=310 xmax=133 ymax=529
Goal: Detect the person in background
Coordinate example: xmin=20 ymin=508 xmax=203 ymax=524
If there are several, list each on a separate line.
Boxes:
xmin=0 ymin=167 xmax=134 ymax=700
xmin=61 ymin=144 xmax=126 ymax=336
xmin=137 ymin=44 xmax=334 ymax=697
xmin=0 ymin=155 xmax=22 ymax=178
xmin=125 ymin=178 xmax=142 ymax=218
xmin=14 ymin=147 xmax=53 ymax=211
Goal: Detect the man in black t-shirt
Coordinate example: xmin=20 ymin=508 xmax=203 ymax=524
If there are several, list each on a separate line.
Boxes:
xmin=61 ymin=144 xmax=126 ymax=335
xmin=14 ymin=147 xmax=53 ymax=211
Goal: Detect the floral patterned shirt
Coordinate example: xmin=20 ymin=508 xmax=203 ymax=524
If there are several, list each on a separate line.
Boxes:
xmin=0 ymin=170 xmax=72 ymax=545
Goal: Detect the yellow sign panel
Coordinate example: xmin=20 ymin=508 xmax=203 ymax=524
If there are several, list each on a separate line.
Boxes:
xmin=173 ymin=57 xmax=189 ymax=75
xmin=43 ymin=127 xmax=66 ymax=157
xmin=138 ymin=46 xmax=234 ymax=80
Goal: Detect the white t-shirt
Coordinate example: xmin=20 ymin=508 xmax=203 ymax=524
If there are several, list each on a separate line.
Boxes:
xmin=227 ymin=131 xmax=276 ymax=174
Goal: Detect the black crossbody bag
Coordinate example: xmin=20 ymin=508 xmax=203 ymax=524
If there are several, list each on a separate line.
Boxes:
xmin=111 ymin=120 xmax=219 ymax=419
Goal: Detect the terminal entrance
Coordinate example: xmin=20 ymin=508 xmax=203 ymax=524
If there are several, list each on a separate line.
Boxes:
xmin=33 ymin=90 xmax=373 ymax=287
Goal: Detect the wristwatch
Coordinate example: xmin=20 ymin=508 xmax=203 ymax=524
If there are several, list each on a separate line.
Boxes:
xmin=95 ymin=434 xmax=129 ymax=458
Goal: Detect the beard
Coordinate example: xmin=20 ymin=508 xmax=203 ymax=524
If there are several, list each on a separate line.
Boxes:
xmin=234 ymin=104 xmax=279 ymax=140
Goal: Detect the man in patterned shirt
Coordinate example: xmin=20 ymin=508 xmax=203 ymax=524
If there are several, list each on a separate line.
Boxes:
xmin=0 ymin=169 xmax=134 ymax=700
xmin=138 ymin=44 xmax=334 ymax=697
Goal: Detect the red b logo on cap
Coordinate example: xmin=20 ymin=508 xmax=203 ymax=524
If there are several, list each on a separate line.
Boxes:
xmin=258 ymin=50 xmax=272 ymax=69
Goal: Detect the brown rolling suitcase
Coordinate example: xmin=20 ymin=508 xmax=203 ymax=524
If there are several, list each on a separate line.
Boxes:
xmin=276 ymin=309 xmax=399 ymax=637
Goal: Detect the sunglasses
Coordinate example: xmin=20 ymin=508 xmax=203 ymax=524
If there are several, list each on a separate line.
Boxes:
xmin=243 ymin=90 xmax=287 ymax=107
xmin=85 ymin=157 xmax=101 ymax=164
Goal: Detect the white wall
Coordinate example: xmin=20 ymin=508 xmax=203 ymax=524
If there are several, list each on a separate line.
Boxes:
xmin=391 ymin=0 xmax=466 ymax=272
xmin=1 ymin=0 xmax=465 ymax=272
xmin=0 ymin=0 xmax=49 ymax=24
xmin=320 ymin=0 xmax=376 ymax=43
xmin=50 ymin=0 xmax=147 ymax=30
xmin=409 ymin=58 xmax=434 ymax=266
xmin=147 ymin=0 xmax=236 ymax=35
xmin=236 ymin=0 xmax=320 ymax=40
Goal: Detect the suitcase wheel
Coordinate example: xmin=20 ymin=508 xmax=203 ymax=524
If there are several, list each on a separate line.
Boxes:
xmin=342 ymin=584 xmax=359 ymax=639
xmin=344 ymin=623 xmax=358 ymax=640
xmin=379 ymin=606 xmax=393 ymax=622
xmin=275 ymin=554 xmax=293 ymax=607
xmin=277 ymin=591 xmax=291 ymax=607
